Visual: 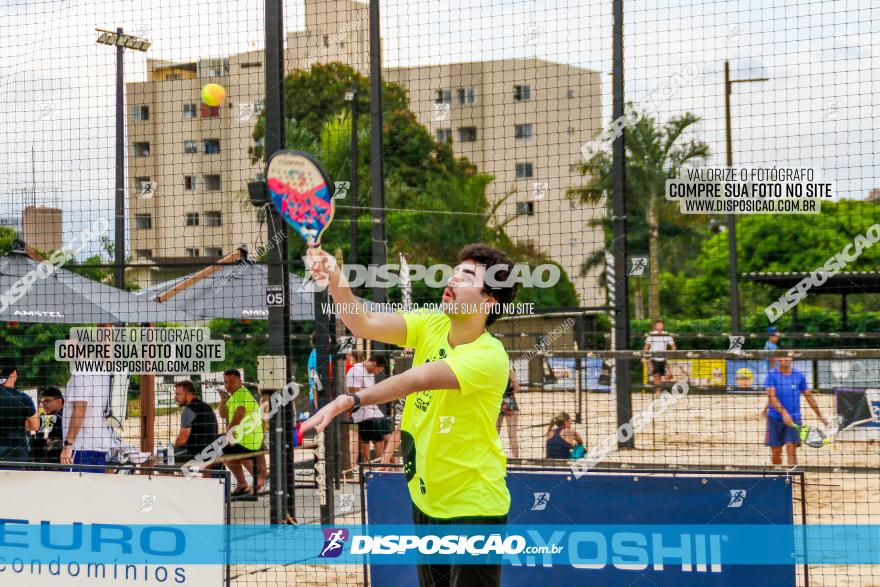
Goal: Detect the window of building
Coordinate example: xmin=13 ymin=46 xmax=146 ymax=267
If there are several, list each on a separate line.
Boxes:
xmin=435 ymin=89 xmax=452 ymax=104
xmin=184 ymin=175 xmax=196 ymax=190
xmin=185 ymin=248 xmax=201 ymax=257
xmin=203 ymin=139 xmax=221 ymax=154
xmin=134 ymin=214 xmax=152 ymax=229
xmin=457 ymin=127 xmax=477 ymax=142
xmin=569 ymin=164 xmax=580 ymax=173
xmin=200 ymin=104 xmax=221 ymax=118
xmin=183 ymin=103 xmax=197 ymax=119
xmin=567 ymin=88 xmax=576 ymax=98
xmin=514 ymin=84 xmax=532 ymax=101
xmin=203 ymin=175 xmax=222 ymax=191
xmin=457 ymin=87 xmax=476 ymax=105
xmin=205 ymin=247 xmax=223 ymax=257
xmin=515 ymin=162 xmax=534 ymax=178
xmin=135 ymin=249 xmax=153 ymax=258
xmin=516 ymin=202 xmax=535 ymax=216
xmin=184 ymin=141 xmax=198 ymax=154
xmin=186 ymin=212 xmax=199 ymax=227
xmin=133 ymin=142 xmax=150 ymax=157
xmin=203 ymin=211 xmax=223 ymax=226
xmin=165 ymin=74 xmax=182 ymax=81
xmin=135 ymin=176 xmax=151 ymax=190
xmin=323 ymin=35 xmax=329 ymax=48
xmin=514 ymin=123 xmax=534 ymax=139
xmin=241 ymin=61 xmax=262 ymax=69
xmin=254 ymin=136 xmax=265 ymax=149
xmin=132 ymin=105 xmax=149 ymax=121
xmin=435 ymin=128 xmax=452 ymax=142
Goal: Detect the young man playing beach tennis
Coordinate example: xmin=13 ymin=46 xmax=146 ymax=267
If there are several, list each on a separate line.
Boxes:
xmin=301 ymin=243 xmax=518 ymax=587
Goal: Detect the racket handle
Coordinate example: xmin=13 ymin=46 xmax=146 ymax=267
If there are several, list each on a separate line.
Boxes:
xmin=293 ymin=422 xmax=302 ymax=448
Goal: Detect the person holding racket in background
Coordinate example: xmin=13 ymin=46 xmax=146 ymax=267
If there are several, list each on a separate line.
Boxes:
xmin=301 ymin=243 xmax=518 ymax=587
xmin=766 ymin=355 xmax=829 ymax=466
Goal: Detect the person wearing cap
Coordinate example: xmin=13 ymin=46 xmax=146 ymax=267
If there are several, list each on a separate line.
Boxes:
xmin=765 ymin=327 xmax=781 ymax=372
xmin=0 ymin=364 xmax=39 ymax=463
xmin=33 ymin=387 xmax=64 ymax=463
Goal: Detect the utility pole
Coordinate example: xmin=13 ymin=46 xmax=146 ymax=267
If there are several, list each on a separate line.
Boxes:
xmin=724 ymin=61 xmax=768 ymax=333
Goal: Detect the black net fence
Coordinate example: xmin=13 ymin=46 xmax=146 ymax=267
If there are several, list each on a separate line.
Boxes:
xmin=0 ymin=0 xmax=877 ymax=585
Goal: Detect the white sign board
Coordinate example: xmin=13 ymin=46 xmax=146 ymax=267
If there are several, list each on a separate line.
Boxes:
xmin=0 ymin=470 xmax=225 ymax=585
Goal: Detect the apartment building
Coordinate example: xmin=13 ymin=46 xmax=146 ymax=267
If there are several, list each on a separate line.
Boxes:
xmin=385 ymin=60 xmax=603 ymax=304
xmin=126 ymin=0 xmax=603 ymax=303
xmin=126 ymin=0 xmax=368 ymax=277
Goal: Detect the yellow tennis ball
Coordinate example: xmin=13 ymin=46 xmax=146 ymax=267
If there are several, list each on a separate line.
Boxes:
xmin=201 ymin=83 xmax=226 ymax=107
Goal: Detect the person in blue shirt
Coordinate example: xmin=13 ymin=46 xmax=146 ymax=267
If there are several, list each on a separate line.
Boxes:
xmin=765 ymin=356 xmax=828 ymax=465
xmin=764 ymin=326 xmax=781 ymax=371
xmin=761 ymin=326 xmax=781 ymax=418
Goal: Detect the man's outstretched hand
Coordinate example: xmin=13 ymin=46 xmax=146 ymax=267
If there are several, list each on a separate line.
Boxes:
xmin=300 ymin=395 xmax=353 ymax=434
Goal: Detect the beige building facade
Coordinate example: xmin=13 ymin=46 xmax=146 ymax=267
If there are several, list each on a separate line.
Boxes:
xmin=126 ymin=0 xmax=602 ymax=304
xmin=22 ymin=206 xmax=62 ymax=253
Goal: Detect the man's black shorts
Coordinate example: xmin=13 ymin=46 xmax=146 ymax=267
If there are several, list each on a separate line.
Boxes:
xmin=358 ymin=418 xmax=391 ymax=443
xmin=651 ymin=359 xmax=667 ymax=376
xmin=222 ymin=443 xmax=262 ymax=456
xmin=412 ymin=502 xmax=507 ymax=587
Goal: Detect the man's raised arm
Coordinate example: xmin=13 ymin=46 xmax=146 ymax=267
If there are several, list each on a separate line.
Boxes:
xmin=307 ymin=247 xmax=407 ymax=346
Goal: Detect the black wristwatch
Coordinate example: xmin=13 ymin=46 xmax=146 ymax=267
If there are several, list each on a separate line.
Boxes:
xmin=351 ymin=393 xmax=361 ymax=409
xmin=63 ymin=440 xmax=73 ymax=447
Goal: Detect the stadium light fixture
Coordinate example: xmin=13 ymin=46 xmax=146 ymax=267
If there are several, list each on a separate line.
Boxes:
xmin=96 ymin=28 xmax=150 ymax=290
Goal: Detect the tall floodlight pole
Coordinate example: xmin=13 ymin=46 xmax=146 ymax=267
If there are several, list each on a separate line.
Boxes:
xmin=724 ymin=61 xmax=768 ymax=333
xmin=96 ymin=28 xmax=150 ymax=289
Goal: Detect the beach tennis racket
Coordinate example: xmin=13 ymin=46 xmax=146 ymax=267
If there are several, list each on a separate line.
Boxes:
xmin=267 ymin=150 xmax=336 ymax=246
xmin=789 ymin=423 xmax=828 ymax=448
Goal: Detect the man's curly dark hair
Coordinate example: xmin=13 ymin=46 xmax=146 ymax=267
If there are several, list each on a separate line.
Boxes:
xmin=456 ymin=243 xmax=518 ymax=326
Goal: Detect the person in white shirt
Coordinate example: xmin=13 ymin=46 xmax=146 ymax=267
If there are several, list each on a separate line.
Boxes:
xmin=60 ymin=371 xmax=117 ymax=471
xmin=643 ymin=319 xmax=676 ymax=398
xmin=346 ymin=357 xmax=387 ymax=472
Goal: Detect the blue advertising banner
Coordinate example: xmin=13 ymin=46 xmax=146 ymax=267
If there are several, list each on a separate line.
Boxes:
xmin=366 ymin=471 xmax=796 ymax=586
xmin=726 ymin=359 xmax=814 ymax=392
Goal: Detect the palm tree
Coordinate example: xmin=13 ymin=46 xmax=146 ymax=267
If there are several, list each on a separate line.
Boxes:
xmin=567 ymin=109 xmax=710 ymax=320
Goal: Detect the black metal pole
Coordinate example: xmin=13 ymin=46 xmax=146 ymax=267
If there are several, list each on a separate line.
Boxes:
xmin=265 ymin=0 xmax=291 ymax=525
xmin=350 ymin=86 xmax=359 ymax=269
xmin=369 ymin=0 xmax=387 ymax=310
xmin=724 ymin=61 xmax=740 ymax=333
xmin=315 ymin=288 xmax=333 ymax=523
xmin=612 ymin=0 xmax=633 ymax=449
xmin=114 ymin=27 xmax=125 ymax=289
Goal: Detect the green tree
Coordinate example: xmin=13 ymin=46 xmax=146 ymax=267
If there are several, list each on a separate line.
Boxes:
xmin=567 ymin=109 xmax=711 ymax=319
xmin=676 ymin=200 xmax=880 ymax=318
xmin=251 ymin=63 xmax=577 ymax=308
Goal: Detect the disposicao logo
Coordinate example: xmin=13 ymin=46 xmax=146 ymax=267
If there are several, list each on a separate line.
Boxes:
xmin=319 ymin=528 xmax=349 ymax=558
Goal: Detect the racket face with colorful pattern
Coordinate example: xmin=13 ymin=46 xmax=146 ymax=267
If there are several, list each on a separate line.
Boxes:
xmin=267 ymin=150 xmax=335 ymax=246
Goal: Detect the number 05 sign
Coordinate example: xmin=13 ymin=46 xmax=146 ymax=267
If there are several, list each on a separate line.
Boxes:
xmin=265 ymin=285 xmax=285 ymax=307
